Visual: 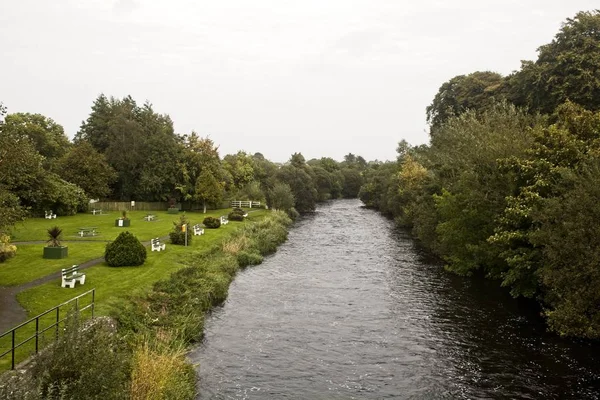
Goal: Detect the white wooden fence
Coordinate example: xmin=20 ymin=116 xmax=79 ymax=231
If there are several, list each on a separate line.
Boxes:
xmin=230 ymin=200 xmax=261 ymax=208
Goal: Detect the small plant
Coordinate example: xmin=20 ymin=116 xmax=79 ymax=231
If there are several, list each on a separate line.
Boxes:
xmin=120 ymin=210 xmax=129 ymax=220
xmin=0 ymin=234 xmax=17 ymax=263
xmin=228 ymin=208 xmax=245 ymax=221
xmin=46 ymin=226 xmax=63 ymax=247
xmin=203 ymin=216 xmax=221 ymax=229
xmin=169 ymin=213 xmax=192 ymax=245
xmin=105 ymin=231 xmax=147 ymax=267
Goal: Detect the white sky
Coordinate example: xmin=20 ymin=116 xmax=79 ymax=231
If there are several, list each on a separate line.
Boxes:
xmin=1 ymin=1 xmax=598 ymax=162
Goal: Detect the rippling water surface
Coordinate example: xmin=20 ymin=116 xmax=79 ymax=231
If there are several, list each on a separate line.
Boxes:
xmin=190 ymin=199 xmax=600 ymax=399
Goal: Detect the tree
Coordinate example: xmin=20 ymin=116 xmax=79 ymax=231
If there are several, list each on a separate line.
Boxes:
xmin=268 ymin=182 xmax=295 ymax=212
xmin=222 ymin=151 xmax=255 ymax=191
xmin=426 ymin=71 xmax=504 ymax=133
xmin=277 ymin=153 xmax=318 ymax=213
xmin=56 ymin=141 xmax=117 ymax=199
xmin=2 ymin=113 xmax=71 ymax=169
xmin=505 ymin=10 xmax=600 ymax=114
xmin=195 ymin=168 xmax=224 ymax=213
xmin=77 ymin=95 xmax=180 ymax=201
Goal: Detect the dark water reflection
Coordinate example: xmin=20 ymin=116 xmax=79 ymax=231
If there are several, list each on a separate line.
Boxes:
xmin=190 ymin=199 xmax=600 ymax=399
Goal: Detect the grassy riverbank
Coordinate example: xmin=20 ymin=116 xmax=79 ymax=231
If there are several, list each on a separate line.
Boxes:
xmin=0 ymin=210 xmax=292 ymax=399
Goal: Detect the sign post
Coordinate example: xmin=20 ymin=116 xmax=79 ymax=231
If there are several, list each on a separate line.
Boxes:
xmin=182 ymin=224 xmax=187 ymax=247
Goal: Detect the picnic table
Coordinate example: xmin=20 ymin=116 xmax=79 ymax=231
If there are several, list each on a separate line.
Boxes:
xmin=78 ymin=227 xmax=98 ymax=237
xmin=143 ymin=214 xmax=156 ymax=221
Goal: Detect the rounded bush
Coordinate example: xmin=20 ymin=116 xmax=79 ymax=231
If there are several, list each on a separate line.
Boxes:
xmin=237 ymin=250 xmax=264 ymax=268
xmin=228 ymin=211 xmax=244 ymax=221
xmin=0 ymin=234 xmax=16 ymax=263
xmin=203 ymin=217 xmax=221 ymax=229
xmin=105 ymin=231 xmax=147 ymax=267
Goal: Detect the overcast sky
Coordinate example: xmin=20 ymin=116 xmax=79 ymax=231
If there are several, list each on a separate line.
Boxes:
xmin=1 ymin=1 xmax=598 ymax=162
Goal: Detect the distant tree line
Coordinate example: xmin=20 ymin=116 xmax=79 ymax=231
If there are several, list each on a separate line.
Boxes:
xmin=358 ymin=10 xmax=600 ymax=339
xmin=0 ymin=95 xmax=366 ymax=229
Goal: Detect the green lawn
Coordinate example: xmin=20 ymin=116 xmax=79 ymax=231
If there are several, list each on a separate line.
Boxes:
xmin=9 ymin=210 xmax=238 ymax=242
xmin=0 ymin=208 xmax=267 ymax=370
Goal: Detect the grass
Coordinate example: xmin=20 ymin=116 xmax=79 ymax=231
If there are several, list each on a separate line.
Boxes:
xmin=0 ymin=208 xmax=267 ymax=371
xmin=0 ymin=243 xmax=107 ymax=286
xmin=9 ymin=210 xmax=239 ymax=243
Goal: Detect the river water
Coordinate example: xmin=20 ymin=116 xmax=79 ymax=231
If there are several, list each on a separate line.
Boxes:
xmin=190 ymin=199 xmax=600 ymax=399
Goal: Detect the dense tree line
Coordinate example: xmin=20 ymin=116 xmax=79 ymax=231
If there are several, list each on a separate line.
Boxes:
xmin=359 ymin=10 xmax=600 ymax=338
xmin=0 ymin=96 xmax=365 ymax=229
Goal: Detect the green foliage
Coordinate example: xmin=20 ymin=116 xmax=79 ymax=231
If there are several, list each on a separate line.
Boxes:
xmin=203 ymin=216 xmax=221 ymax=229
xmin=268 ymin=182 xmax=295 ymax=212
xmin=2 ymin=112 xmax=71 ymax=170
xmin=506 ymin=10 xmax=600 ymax=114
xmin=56 ymin=140 xmax=117 ymax=199
xmin=105 ymin=231 xmax=147 ymax=267
xmin=76 ymin=95 xmax=180 ymax=201
xmin=228 ymin=210 xmax=245 ymax=221
xmin=277 ymin=154 xmax=318 ymax=213
xmin=169 ymin=213 xmax=192 ymax=245
xmin=0 ymin=233 xmax=16 ymax=262
xmin=426 ymin=71 xmax=505 ymax=132
xmin=29 ymin=315 xmax=131 ymax=400
xmin=237 ymin=250 xmax=263 ymax=267
xmin=0 ymin=189 xmax=26 ymax=233
xmin=46 ymin=226 xmax=63 ymax=247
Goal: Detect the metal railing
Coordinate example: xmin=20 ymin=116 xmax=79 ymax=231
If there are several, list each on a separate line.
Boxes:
xmin=0 ymin=288 xmax=95 ymax=370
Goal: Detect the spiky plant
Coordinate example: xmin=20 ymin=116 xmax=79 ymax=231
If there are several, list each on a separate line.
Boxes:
xmin=47 ymin=226 xmax=63 ymax=247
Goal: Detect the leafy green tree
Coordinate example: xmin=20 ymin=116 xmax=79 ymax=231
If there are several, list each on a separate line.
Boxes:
xmin=505 ymin=10 xmax=600 ymax=114
xmin=426 ymin=71 xmax=504 ymax=133
xmin=268 ymin=182 xmax=295 ymax=212
xmin=77 ymin=95 xmax=180 ymax=201
xmin=195 ymin=168 xmax=224 ymax=213
xmin=277 ymin=153 xmax=317 ymax=213
xmin=532 ymin=163 xmax=600 ymax=338
xmin=340 ymin=168 xmax=363 ymax=198
xmin=2 ymin=113 xmax=71 ymax=169
xmin=56 ymin=141 xmax=117 ymax=199
xmin=222 ymin=151 xmax=255 ymax=191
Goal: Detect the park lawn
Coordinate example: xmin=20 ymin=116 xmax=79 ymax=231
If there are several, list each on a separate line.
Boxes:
xmin=0 ymin=242 xmax=107 ymax=286
xmin=0 ymin=209 xmax=266 ymax=371
xmin=9 ymin=209 xmax=237 ymax=242
xmin=17 ymin=209 xmax=266 ymax=317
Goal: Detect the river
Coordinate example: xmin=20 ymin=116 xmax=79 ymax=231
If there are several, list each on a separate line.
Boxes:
xmin=189 ymin=199 xmax=600 ymax=399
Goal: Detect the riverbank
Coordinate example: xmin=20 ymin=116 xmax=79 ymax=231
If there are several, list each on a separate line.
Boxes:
xmin=0 ymin=210 xmax=293 ymax=399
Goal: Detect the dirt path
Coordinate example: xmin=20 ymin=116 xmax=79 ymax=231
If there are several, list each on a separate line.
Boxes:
xmin=0 ymin=236 xmax=168 ymax=334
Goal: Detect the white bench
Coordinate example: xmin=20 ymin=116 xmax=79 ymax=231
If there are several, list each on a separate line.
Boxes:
xmin=193 ymin=224 xmax=204 ymax=236
xmin=220 ymin=216 xmax=229 ymax=225
xmin=61 ymin=265 xmax=86 ymax=288
xmin=91 ymin=209 xmax=103 ymax=215
xmin=143 ymin=214 xmax=156 ymax=221
xmin=45 ymin=210 xmax=57 ymax=219
xmin=151 ymin=238 xmax=166 ymax=251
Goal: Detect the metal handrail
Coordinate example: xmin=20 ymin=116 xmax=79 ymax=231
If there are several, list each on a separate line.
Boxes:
xmin=0 ymin=288 xmax=95 ymax=369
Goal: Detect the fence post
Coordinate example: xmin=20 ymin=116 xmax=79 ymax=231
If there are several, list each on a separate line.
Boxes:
xmin=56 ymin=307 xmax=60 ymax=340
xmin=35 ymin=317 xmax=39 ymax=353
xmin=11 ymin=330 xmax=15 ymax=370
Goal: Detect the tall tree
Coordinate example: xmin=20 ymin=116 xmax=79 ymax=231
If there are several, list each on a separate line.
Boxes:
xmin=2 ymin=113 xmax=71 ymax=169
xmin=56 ymin=141 xmax=117 ymax=199
xmin=426 ymin=71 xmax=504 ymax=133
xmin=505 ymin=10 xmax=600 ymax=114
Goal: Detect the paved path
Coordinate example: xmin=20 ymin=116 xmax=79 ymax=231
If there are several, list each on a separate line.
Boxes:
xmin=0 ymin=236 xmax=168 ymax=334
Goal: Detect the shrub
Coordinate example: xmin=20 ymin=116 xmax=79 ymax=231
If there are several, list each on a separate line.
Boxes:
xmin=169 ymin=213 xmax=192 ymax=245
xmin=0 ymin=234 xmax=17 ymax=262
xmin=228 ymin=211 xmax=244 ymax=221
xmin=237 ymin=250 xmax=263 ymax=267
xmin=30 ymin=314 xmax=131 ymax=400
xmin=105 ymin=231 xmax=147 ymax=267
xmin=232 ymin=207 xmax=245 ymax=214
xmin=203 ymin=216 xmax=221 ymax=229
xmin=130 ymin=338 xmax=196 ymax=400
